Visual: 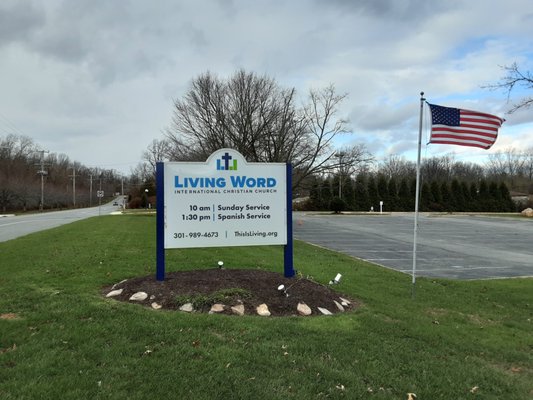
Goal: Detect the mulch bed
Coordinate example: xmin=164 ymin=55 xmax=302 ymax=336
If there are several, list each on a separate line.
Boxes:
xmin=102 ymin=268 xmax=358 ymax=317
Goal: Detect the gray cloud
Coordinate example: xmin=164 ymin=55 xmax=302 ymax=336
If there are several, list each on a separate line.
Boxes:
xmin=0 ymin=0 xmax=531 ymax=172
xmin=0 ymin=1 xmax=44 ymax=46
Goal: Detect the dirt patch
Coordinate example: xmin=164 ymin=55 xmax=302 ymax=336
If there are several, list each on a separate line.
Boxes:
xmin=0 ymin=313 xmax=19 ymax=320
xmin=102 ymin=269 xmax=358 ymax=317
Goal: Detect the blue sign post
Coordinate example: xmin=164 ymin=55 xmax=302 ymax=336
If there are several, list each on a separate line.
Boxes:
xmin=156 ymin=162 xmax=165 ymax=281
xmin=283 ymin=163 xmax=294 ymax=278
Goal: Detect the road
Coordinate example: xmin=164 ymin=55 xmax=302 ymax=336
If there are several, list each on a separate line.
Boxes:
xmin=0 ymin=198 xmax=123 ymax=243
xmin=293 ymin=212 xmax=533 ymax=280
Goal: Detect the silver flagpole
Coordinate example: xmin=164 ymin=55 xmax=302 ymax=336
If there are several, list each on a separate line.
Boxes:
xmin=412 ymin=92 xmax=425 ymax=298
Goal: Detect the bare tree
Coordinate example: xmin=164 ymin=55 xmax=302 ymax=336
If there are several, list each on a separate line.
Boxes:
xmin=167 ymin=70 xmax=294 ymax=161
xmin=291 ymin=85 xmax=351 ymax=188
xmin=165 ymin=70 xmax=359 ymax=189
xmin=486 ymin=148 xmax=524 ymax=178
xmin=142 ymin=138 xmax=172 ymax=177
xmin=486 ymin=147 xmax=533 ymax=193
xmin=130 ymin=162 xmax=153 ymax=186
xmin=451 ymin=161 xmax=484 ymax=183
xmin=379 ymin=154 xmax=416 ymax=181
xmin=523 ymin=147 xmax=533 ymax=182
xmin=483 ymin=62 xmax=533 ymax=113
xmin=421 ymin=154 xmax=456 ymax=182
xmin=333 ymin=145 xmax=374 ymax=178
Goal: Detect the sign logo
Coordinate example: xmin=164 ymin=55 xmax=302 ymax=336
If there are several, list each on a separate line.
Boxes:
xmin=216 ymin=152 xmax=238 ymax=171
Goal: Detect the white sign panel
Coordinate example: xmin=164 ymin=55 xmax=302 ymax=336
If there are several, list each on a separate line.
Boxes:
xmin=163 ymin=149 xmax=287 ymax=248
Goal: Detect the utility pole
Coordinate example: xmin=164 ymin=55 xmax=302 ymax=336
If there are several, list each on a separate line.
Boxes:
xmin=98 ymin=174 xmax=103 ymax=216
xmin=89 ymin=174 xmax=93 ymax=207
xmin=35 ymin=150 xmax=49 ymax=211
xmin=69 ymin=167 xmax=76 ymax=207
xmin=121 ymin=176 xmax=125 ymax=209
xmin=99 ymin=174 xmax=102 ymax=205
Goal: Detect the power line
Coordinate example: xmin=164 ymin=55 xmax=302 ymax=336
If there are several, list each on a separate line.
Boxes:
xmin=0 ymin=111 xmax=29 ymax=137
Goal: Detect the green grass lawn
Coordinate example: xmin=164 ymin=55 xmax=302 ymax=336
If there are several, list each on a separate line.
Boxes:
xmin=1 ymin=215 xmax=531 ymax=399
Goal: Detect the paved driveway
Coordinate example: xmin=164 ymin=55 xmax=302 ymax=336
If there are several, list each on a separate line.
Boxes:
xmin=293 ymin=212 xmax=533 ymax=280
xmin=0 ymin=198 xmax=124 ymax=242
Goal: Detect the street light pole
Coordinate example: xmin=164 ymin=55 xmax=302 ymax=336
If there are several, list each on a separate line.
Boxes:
xmin=335 ymin=152 xmax=346 ymax=199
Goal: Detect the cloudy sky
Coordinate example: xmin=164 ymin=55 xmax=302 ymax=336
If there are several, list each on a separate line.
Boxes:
xmin=1 ymin=0 xmax=532 ymax=174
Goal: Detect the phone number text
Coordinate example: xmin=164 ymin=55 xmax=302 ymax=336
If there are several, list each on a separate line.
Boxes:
xmin=173 ymin=232 xmax=219 ymax=239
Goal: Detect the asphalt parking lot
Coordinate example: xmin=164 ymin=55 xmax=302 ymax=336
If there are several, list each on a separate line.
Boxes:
xmin=293 ymin=212 xmax=533 ymax=280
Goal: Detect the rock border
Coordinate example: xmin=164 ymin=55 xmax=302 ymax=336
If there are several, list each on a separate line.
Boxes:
xmin=105 ymin=288 xmax=353 ymax=317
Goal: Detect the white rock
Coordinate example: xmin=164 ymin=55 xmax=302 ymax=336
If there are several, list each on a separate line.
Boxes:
xmin=521 ymin=207 xmax=533 ymax=217
xmin=179 ymin=303 xmax=194 ymax=312
xmin=106 ymin=288 xmax=123 ymax=297
xmin=231 ymin=304 xmax=245 ymax=316
xmin=129 ymin=292 xmax=148 ymax=301
xmin=333 ymin=300 xmax=345 ymax=312
xmin=151 ymin=302 xmax=162 ymax=310
xmin=317 ymin=307 xmax=333 ymax=315
xmin=297 ymin=302 xmax=312 ymax=316
xmin=256 ymin=303 xmax=271 ymax=317
xmin=339 ymin=297 xmax=351 ymax=305
xmin=209 ymin=303 xmax=225 ymax=314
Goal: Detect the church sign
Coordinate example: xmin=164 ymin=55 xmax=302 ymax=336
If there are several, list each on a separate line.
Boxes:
xmin=155 ymin=149 xmax=294 ymax=280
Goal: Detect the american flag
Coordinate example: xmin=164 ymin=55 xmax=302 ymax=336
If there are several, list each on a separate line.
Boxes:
xmin=427 ymin=103 xmax=504 ymax=149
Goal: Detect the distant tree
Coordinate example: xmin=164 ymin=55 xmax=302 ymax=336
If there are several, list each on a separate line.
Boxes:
xmin=461 ymin=181 xmax=473 ymax=211
xmin=0 ymin=188 xmax=15 ymax=213
xmin=380 ymin=154 xmax=416 ymax=181
xmin=309 ymin=181 xmax=321 ymax=210
xmin=410 ymin=178 xmax=417 ymax=202
xmin=499 ymin=182 xmax=516 ymax=212
xmin=331 ymin=174 xmax=341 ymax=201
xmin=478 ymin=179 xmax=490 ymax=211
xmin=398 ymin=178 xmax=412 ymax=211
xmin=387 ymin=177 xmax=399 ymax=211
xmin=334 ymin=146 xmax=374 ymax=193
xmin=376 ymin=174 xmax=389 ymax=209
xmin=320 ymin=178 xmax=333 ymax=210
xmin=488 ymin=181 xmax=502 ymax=212
xmin=141 ymin=190 xmax=148 ymax=209
xmin=469 ymin=182 xmax=479 ymax=211
xmin=486 ymin=148 xmax=524 ymax=187
xmin=451 ymin=179 xmax=465 ymax=212
xmin=330 ymin=196 xmax=347 ymax=213
xmin=430 ymin=181 xmax=442 ymax=211
xmin=451 ymin=161 xmax=484 ymax=183
xmin=523 ymin=147 xmax=533 ymax=183
xmin=130 ymin=162 xmax=154 ymax=190
xmin=420 ymin=182 xmax=431 ymax=211
xmin=367 ymin=176 xmax=378 ymax=211
xmin=440 ymin=182 xmax=452 ymax=211
xmin=142 ymin=139 xmax=172 ymax=178
xmin=421 ymin=154 xmax=455 ymax=182
xmin=354 ymin=174 xmax=370 ymax=211
xmin=343 ymin=177 xmax=355 ymax=210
